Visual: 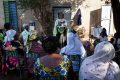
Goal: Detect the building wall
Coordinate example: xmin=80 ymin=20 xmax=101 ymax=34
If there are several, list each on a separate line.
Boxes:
xmin=0 ymin=0 xmax=115 ymax=38
xmin=0 ymin=0 xmax=16 ymax=29
xmin=50 ymin=0 xmax=103 ymax=39
xmin=0 ymin=1 xmax=4 ymax=29
xmin=51 ymin=0 xmax=115 ymax=40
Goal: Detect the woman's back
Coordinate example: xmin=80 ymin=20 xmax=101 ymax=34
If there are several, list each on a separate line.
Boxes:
xmin=33 ymin=36 xmax=70 ymax=80
xmin=79 ymin=41 xmax=120 ymax=80
xmin=80 ymin=59 xmax=119 ymax=80
xmin=33 ymin=54 xmax=70 ymax=79
xmin=40 ymin=54 xmax=63 ymax=68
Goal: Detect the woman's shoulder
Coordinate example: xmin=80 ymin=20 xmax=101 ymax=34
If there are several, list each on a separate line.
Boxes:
xmin=109 ymin=61 xmax=119 ymax=72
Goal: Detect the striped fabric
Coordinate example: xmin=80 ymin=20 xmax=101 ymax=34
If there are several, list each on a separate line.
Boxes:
xmin=68 ymin=55 xmax=81 ymax=72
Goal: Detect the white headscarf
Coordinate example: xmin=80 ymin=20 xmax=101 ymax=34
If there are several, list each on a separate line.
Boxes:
xmin=79 ymin=41 xmax=119 ymax=80
xmin=4 ymin=29 xmax=16 ymax=42
xmin=21 ymin=29 xmax=29 ymax=46
xmin=60 ymin=31 xmax=86 ymax=58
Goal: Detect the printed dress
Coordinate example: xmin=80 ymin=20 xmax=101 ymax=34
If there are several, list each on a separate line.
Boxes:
xmin=33 ymin=57 xmax=70 ymax=80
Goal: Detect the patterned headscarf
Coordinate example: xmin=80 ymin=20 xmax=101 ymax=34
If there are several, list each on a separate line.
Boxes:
xmin=79 ymin=41 xmax=119 ymax=80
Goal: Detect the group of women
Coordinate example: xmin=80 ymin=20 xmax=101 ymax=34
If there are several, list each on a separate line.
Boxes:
xmin=0 ymin=22 xmax=120 ymax=80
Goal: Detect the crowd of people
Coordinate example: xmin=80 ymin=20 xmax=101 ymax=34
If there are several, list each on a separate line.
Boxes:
xmin=0 ymin=13 xmax=120 ymax=80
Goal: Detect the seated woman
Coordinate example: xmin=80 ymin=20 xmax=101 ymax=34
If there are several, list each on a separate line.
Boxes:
xmin=79 ymin=41 xmax=120 ymax=80
xmin=33 ymin=36 xmax=70 ymax=80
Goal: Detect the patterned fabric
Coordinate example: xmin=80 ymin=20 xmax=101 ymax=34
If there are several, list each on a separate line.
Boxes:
xmin=27 ymin=42 xmax=42 ymax=73
xmin=68 ymin=55 xmax=81 ymax=72
xmin=5 ymin=50 xmax=18 ymax=67
xmin=2 ymin=50 xmax=18 ymax=73
xmin=53 ymin=19 xmax=67 ymax=36
xmin=79 ymin=41 xmax=120 ymax=80
xmin=33 ymin=57 xmax=70 ymax=80
xmin=29 ymin=41 xmax=43 ymax=53
xmin=57 ymin=27 xmax=66 ymax=34
xmin=28 ymin=52 xmax=40 ymax=61
xmin=5 ymin=50 xmax=18 ymax=57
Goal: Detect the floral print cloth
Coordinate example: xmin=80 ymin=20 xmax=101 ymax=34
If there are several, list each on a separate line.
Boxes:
xmin=33 ymin=57 xmax=70 ymax=79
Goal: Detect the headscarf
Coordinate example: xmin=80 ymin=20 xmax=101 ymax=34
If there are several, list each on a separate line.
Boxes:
xmin=4 ymin=29 xmax=16 ymax=43
xmin=60 ymin=31 xmax=86 ymax=58
xmin=21 ymin=29 xmax=29 ymax=46
xmin=29 ymin=30 xmax=37 ymax=41
xmin=79 ymin=41 xmax=119 ymax=80
xmin=100 ymin=28 xmax=107 ymax=38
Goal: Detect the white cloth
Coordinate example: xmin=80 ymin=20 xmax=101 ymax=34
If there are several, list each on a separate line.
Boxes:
xmin=91 ymin=27 xmax=102 ymax=38
xmin=21 ymin=29 xmax=29 ymax=46
xmin=4 ymin=29 xmax=16 ymax=43
xmin=79 ymin=41 xmax=119 ymax=80
xmin=60 ymin=32 xmax=86 ymax=59
xmin=53 ymin=19 xmax=67 ymax=36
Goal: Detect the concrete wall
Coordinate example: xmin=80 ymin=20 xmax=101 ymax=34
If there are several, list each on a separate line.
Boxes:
xmin=52 ymin=0 xmax=115 ymax=40
xmin=50 ymin=0 xmax=103 ymax=39
xmin=0 ymin=0 xmax=115 ymax=38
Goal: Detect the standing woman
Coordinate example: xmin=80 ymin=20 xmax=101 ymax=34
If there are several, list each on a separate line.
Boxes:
xmin=53 ymin=12 xmax=68 ymax=48
xmin=4 ymin=23 xmax=16 ymax=46
xmin=79 ymin=41 xmax=119 ymax=80
xmin=60 ymin=29 xmax=86 ymax=80
xmin=99 ymin=28 xmax=108 ymax=42
xmin=33 ymin=36 xmax=70 ymax=80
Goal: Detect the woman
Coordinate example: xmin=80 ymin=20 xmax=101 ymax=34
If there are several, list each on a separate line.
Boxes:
xmin=99 ymin=28 xmax=108 ymax=42
xmin=4 ymin=23 xmax=16 ymax=46
xmin=25 ymin=30 xmax=43 ymax=74
xmin=53 ymin=12 xmax=68 ymax=48
xmin=60 ymin=29 xmax=86 ymax=80
xmin=33 ymin=36 xmax=70 ymax=80
xmin=113 ymin=32 xmax=120 ymax=51
xmin=79 ymin=41 xmax=119 ymax=80
xmin=60 ymin=29 xmax=86 ymax=57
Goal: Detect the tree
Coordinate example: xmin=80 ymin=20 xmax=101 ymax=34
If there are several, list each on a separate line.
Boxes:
xmin=111 ymin=0 xmax=120 ymax=33
xmin=16 ymin=0 xmax=53 ymax=35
